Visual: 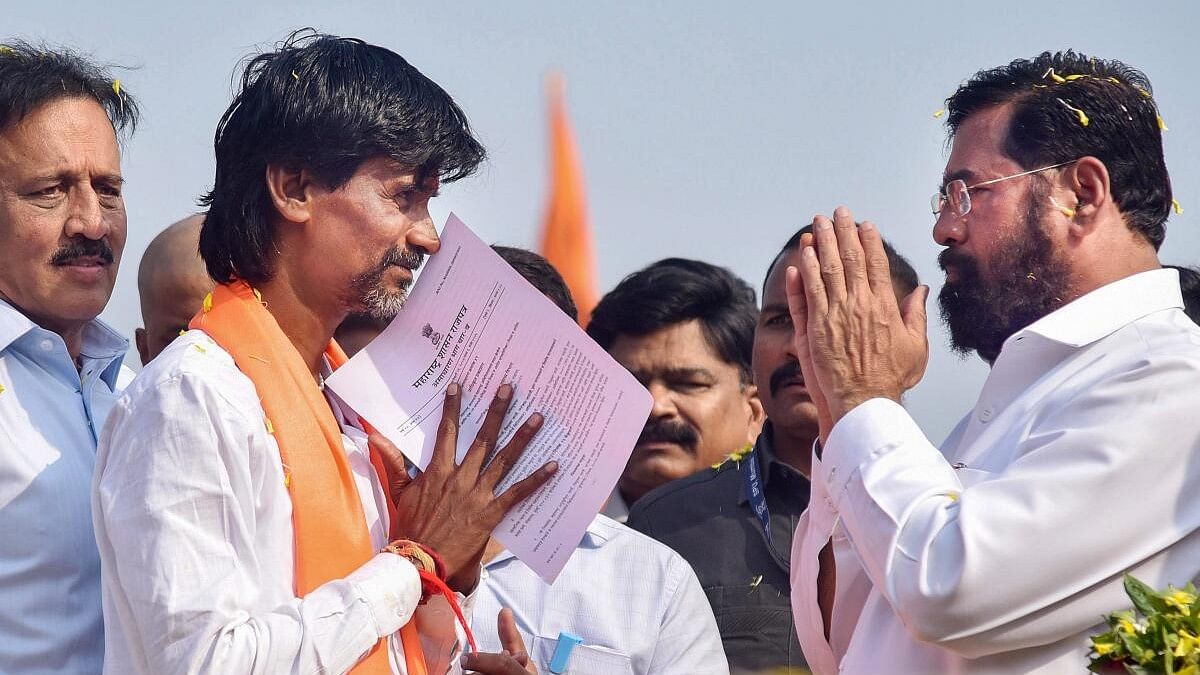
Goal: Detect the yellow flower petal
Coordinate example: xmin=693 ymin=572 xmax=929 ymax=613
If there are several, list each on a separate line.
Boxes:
xmin=265 ymin=418 xmax=275 ymax=435
xmin=0 ymin=382 xmax=6 ymax=395
xmin=0 ymin=46 xmax=13 ymax=55
xmin=202 ymin=292 xmax=213 ymax=313
xmin=291 ymin=70 xmax=299 ymax=81
xmin=178 ymin=329 xmax=187 ymax=337
xmin=1042 ymin=68 xmax=1066 ymax=84
xmin=1158 ymin=115 xmax=1169 ymax=131
xmin=933 ymin=108 xmax=946 ymax=119
xmin=112 ymin=79 xmax=121 ymax=96
xmin=1173 ymin=199 xmax=1184 ymax=215
xmin=1065 ymin=74 xmax=1087 ymax=81
xmin=1057 ymin=98 xmax=1089 ymax=127
xmin=193 ymin=343 xmax=207 ymax=354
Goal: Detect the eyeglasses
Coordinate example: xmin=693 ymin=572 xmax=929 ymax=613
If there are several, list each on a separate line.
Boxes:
xmin=931 ymin=160 xmax=1077 ymax=217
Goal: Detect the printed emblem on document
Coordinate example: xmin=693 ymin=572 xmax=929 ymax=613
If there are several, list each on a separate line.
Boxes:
xmin=421 ymin=323 xmax=443 ymax=346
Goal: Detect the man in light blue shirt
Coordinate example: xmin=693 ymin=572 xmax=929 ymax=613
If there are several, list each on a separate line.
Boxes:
xmin=0 ymin=42 xmax=138 ymax=673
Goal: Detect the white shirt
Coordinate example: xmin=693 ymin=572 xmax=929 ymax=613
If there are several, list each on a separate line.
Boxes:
xmin=0 ymin=299 xmax=130 ymax=674
xmin=475 ymin=515 xmax=728 ymax=675
xmin=93 ymin=330 xmax=470 ymax=674
xmin=791 ymin=269 xmax=1200 ymax=674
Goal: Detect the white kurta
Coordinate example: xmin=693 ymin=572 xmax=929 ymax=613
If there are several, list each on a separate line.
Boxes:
xmin=791 ymin=268 xmax=1200 ymax=674
xmin=93 ymin=330 xmax=470 ymax=674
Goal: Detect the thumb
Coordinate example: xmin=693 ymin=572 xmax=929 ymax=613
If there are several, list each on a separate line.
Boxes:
xmin=497 ymin=608 xmax=530 ymax=661
xmin=369 ymin=431 xmax=411 ymax=492
xmin=785 ymin=265 xmax=808 ymax=333
xmin=900 ymin=284 xmax=930 ymax=338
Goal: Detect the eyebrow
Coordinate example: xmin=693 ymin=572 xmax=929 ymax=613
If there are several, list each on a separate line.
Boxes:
xmin=29 ymin=172 xmax=125 ymax=186
xmin=941 ymin=168 xmax=978 ymax=186
xmin=629 ymin=366 xmax=718 ymax=382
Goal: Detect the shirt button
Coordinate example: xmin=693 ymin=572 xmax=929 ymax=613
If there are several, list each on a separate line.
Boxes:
xmin=979 ymin=407 xmax=993 ymax=423
xmin=39 ymin=338 xmax=53 ymax=351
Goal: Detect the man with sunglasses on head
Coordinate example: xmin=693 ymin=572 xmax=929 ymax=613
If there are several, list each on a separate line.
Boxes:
xmin=789 ymin=51 xmax=1200 ymax=674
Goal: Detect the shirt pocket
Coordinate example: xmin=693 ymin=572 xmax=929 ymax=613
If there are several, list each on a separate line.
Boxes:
xmin=531 ymin=635 xmax=635 ymax=675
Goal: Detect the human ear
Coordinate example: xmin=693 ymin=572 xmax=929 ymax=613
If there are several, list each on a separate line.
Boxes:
xmin=264 ymin=164 xmax=315 ymax=224
xmin=1066 ymin=156 xmax=1111 ymax=222
xmin=743 ymin=382 xmax=766 ymax=443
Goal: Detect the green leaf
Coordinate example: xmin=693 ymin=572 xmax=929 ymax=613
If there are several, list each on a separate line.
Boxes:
xmin=1128 ymin=575 xmax=1171 ymax=617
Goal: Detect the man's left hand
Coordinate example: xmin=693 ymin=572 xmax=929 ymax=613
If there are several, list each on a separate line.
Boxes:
xmin=785 ymin=206 xmax=930 ymax=437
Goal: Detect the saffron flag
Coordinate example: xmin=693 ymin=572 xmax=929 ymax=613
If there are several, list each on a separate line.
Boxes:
xmin=539 ymin=73 xmax=599 ymax=326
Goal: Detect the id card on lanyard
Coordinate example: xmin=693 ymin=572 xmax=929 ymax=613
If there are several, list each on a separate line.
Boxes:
xmin=744 ymin=446 xmax=772 ymax=543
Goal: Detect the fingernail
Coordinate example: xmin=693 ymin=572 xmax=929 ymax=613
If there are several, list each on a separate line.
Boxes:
xmin=815 ymin=218 xmax=832 ymax=231
xmin=860 ymin=221 xmax=876 ymax=232
xmin=447 ymin=382 xmax=459 ymax=396
xmin=835 ymin=205 xmax=849 ymax=218
xmin=545 ymin=460 xmax=559 ymax=474
xmin=498 ymin=383 xmax=513 ymax=400
xmin=529 ymin=412 xmax=544 ymax=428
xmin=803 ymin=246 xmax=817 ymax=259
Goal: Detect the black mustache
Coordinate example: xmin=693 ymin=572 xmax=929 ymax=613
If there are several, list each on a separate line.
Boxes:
xmin=637 ymin=418 xmax=699 ymax=450
xmin=50 ymin=239 xmax=114 ymax=266
xmin=382 ymin=246 xmax=425 ymax=270
xmin=769 ymin=360 xmax=805 ymax=396
xmin=938 ymin=248 xmax=974 ymax=275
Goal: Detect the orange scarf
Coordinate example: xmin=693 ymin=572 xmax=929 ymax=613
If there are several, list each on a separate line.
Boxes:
xmin=190 ymin=280 xmax=427 ymax=675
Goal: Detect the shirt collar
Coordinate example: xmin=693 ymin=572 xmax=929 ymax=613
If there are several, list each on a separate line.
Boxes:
xmin=1010 ymin=268 xmax=1183 ymax=350
xmin=0 ymin=299 xmax=36 ymax=354
xmin=0 ymin=299 xmax=128 ymax=377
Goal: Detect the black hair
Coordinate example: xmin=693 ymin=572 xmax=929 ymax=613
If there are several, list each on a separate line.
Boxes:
xmin=586 ymin=258 xmax=757 ymax=383
xmin=1167 ymin=265 xmax=1200 ymax=325
xmin=945 ymin=50 xmax=1171 ymax=249
xmin=764 ymin=224 xmax=920 ymax=297
xmin=199 ymin=29 xmax=485 ymax=283
xmin=492 ymin=245 xmax=578 ymax=322
xmin=0 ymin=40 xmax=138 ymax=136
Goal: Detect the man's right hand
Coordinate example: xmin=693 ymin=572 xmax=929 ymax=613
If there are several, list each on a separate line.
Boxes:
xmin=371 ymin=382 xmax=558 ymax=593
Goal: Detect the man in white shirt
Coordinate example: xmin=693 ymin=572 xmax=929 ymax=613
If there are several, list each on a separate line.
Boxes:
xmin=0 ymin=42 xmax=138 ymax=674
xmin=337 ymin=245 xmax=729 ymax=674
xmin=95 ymin=32 xmax=546 ymax=675
xmin=788 ymin=51 xmax=1200 ymax=673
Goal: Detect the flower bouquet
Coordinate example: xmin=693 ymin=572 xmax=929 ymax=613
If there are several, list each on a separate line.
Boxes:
xmin=1089 ymin=575 xmax=1200 ymax=674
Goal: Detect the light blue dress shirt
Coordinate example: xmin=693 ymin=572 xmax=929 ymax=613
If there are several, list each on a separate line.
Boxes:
xmin=474 ymin=514 xmax=729 ymax=674
xmin=0 ymin=299 xmax=128 ymax=674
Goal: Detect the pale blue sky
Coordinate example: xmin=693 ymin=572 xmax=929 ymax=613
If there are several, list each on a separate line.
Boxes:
xmin=8 ymin=0 xmax=1200 ymax=442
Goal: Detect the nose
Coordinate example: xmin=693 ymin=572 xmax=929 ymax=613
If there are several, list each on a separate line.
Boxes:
xmin=407 ymin=206 xmax=440 ymax=255
xmin=63 ymin=184 xmax=110 ymax=241
xmin=932 ymin=209 xmax=965 ymax=247
xmin=646 ymin=381 xmax=679 ymax=420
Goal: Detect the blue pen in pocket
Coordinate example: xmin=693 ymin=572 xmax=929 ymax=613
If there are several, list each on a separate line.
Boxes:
xmin=548 ymin=631 xmax=584 ymax=674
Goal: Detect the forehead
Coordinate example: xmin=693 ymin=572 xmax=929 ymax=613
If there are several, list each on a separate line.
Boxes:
xmin=0 ymin=97 xmax=120 ymax=173
xmin=763 ymin=248 xmax=802 ymax=305
xmin=608 ymin=320 xmax=731 ymax=371
xmin=944 ymin=104 xmax=1023 ymax=182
